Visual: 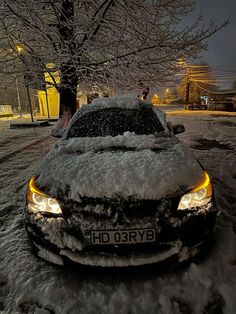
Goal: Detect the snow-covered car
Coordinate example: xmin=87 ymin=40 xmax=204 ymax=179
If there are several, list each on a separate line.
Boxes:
xmin=25 ymin=96 xmax=217 ymax=267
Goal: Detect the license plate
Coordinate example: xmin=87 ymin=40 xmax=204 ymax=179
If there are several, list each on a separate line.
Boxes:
xmin=84 ymin=228 xmax=156 ymax=245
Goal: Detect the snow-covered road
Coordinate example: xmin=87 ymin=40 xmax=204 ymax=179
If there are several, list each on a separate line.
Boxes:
xmin=0 ymin=113 xmax=235 ymax=314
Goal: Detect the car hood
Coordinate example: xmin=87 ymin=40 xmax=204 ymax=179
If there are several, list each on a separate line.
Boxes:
xmin=36 ymin=133 xmax=203 ymax=201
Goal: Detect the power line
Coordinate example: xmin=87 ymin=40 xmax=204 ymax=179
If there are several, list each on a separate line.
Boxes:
xmin=189 ymin=63 xmax=236 ymax=69
xmin=191 ymin=81 xmax=235 ymax=94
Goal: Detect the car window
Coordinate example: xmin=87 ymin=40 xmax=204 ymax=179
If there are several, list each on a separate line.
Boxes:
xmin=66 ymin=107 xmax=165 ymax=138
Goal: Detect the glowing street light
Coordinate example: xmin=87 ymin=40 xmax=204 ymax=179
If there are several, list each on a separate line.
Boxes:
xmin=16 ymin=45 xmax=24 ymax=54
xmin=152 ymin=94 xmax=159 ymax=105
xmin=176 ymin=59 xmax=188 ymax=68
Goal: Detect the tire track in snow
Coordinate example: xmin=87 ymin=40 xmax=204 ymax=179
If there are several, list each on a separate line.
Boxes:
xmin=0 ymin=135 xmax=52 ymax=163
xmin=0 ymin=135 xmax=57 ymax=227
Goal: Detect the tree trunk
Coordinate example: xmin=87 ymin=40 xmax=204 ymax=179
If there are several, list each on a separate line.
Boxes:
xmin=53 ymin=0 xmax=77 ymax=135
xmin=58 ymin=61 xmax=78 ymax=127
xmin=59 ymin=85 xmax=77 ymax=117
xmin=57 ymin=87 xmax=77 ymax=129
xmin=52 ymin=76 xmax=77 ymax=136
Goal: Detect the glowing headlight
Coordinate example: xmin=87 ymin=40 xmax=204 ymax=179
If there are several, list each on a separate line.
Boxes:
xmin=27 ymin=177 xmax=62 ymax=215
xmin=178 ymin=171 xmax=212 ymax=210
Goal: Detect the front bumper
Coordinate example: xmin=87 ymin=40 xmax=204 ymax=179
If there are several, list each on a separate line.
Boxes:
xmin=24 ymin=201 xmax=217 ymax=267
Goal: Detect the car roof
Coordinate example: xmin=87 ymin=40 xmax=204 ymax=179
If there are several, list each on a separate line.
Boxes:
xmin=77 ymin=95 xmax=153 ymax=117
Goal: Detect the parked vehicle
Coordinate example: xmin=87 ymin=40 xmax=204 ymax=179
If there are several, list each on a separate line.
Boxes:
xmin=25 ymin=96 xmax=217 ymax=267
xmin=185 ymin=100 xmax=207 ymax=110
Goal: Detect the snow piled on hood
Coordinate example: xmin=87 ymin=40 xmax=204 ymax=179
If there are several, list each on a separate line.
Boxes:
xmin=37 ymin=133 xmax=203 ymax=201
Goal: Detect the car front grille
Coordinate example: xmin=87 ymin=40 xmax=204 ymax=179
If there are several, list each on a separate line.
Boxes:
xmin=62 ymin=197 xmax=179 ymax=221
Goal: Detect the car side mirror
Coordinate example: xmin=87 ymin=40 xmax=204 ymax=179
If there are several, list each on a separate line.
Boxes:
xmin=173 ymin=124 xmax=185 ymax=135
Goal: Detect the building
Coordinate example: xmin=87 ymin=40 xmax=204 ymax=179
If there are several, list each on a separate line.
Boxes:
xmin=37 ymin=66 xmax=89 ymax=118
xmin=207 ymin=90 xmax=236 ymax=111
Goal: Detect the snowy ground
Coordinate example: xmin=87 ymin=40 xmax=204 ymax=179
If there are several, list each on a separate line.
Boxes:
xmin=0 ymin=112 xmax=235 ymax=314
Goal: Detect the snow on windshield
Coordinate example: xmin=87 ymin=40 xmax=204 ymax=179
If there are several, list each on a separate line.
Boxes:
xmin=63 ymin=96 xmax=170 ymax=139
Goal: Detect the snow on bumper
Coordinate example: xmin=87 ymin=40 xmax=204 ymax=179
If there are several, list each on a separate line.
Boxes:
xmin=24 ymin=202 xmax=217 ymax=267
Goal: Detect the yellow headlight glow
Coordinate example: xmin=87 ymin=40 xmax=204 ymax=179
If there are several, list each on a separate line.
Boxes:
xmin=178 ymin=171 xmax=213 ymax=210
xmin=191 ymin=171 xmax=212 ymax=197
xmin=27 ymin=176 xmax=62 ymax=215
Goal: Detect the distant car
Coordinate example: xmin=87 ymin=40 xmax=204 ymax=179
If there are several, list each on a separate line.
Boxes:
xmin=25 ymin=96 xmax=217 ymax=267
xmin=185 ymin=101 xmax=207 ymax=110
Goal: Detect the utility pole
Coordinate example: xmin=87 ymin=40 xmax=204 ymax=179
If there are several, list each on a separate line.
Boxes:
xmin=185 ymin=66 xmax=190 ymax=107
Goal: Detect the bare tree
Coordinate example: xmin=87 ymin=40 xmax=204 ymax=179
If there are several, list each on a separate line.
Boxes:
xmin=0 ymin=0 xmax=227 ymax=130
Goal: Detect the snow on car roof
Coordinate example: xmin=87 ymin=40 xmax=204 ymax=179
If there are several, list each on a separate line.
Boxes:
xmin=75 ymin=96 xmax=153 ymax=121
xmin=90 ymin=95 xmax=148 ymax=110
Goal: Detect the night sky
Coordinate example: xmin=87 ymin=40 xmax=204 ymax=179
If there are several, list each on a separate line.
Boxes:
xmin=178 ymin=0 xmax=236 ymax=89
xmin=196 ymin=0 xmax=236 ymax=67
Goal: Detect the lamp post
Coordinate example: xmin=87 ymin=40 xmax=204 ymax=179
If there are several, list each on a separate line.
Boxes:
xmin=4 ymin=86 xmax=7 ymax=105
xmin=15 ymin=77 xmax=22 ymax=118
xmin=15 ymin=45 xmax=26 ymax=118
xmin=16 ymin=44 xmax=35 ymax=122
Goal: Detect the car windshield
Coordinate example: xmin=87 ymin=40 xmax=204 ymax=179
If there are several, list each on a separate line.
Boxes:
xmin=66 ymin=107 xmax=165 ymax=138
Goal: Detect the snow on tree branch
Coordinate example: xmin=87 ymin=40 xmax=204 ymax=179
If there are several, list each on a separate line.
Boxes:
xmin=0 ymin=0 xmax=228 ymax=126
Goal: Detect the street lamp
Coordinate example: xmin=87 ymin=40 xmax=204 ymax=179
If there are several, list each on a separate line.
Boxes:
xmin=152 ymin=94 xmax=159 ymax=105
xmin=15 ymin=44 xmax=35 ymax=122
xmin=15 ymin=77 xmax=22 ymax=118
xmin=16 ymin=45 xmax=24 ymax=54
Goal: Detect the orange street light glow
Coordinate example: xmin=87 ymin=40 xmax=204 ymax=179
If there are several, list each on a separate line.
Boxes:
xmin=16 ymin=45 xmax=24 ymax=53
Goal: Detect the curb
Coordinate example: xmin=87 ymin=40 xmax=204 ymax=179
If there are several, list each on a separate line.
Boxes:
xmin=10 ymin=121 xmax=50 ymax=129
